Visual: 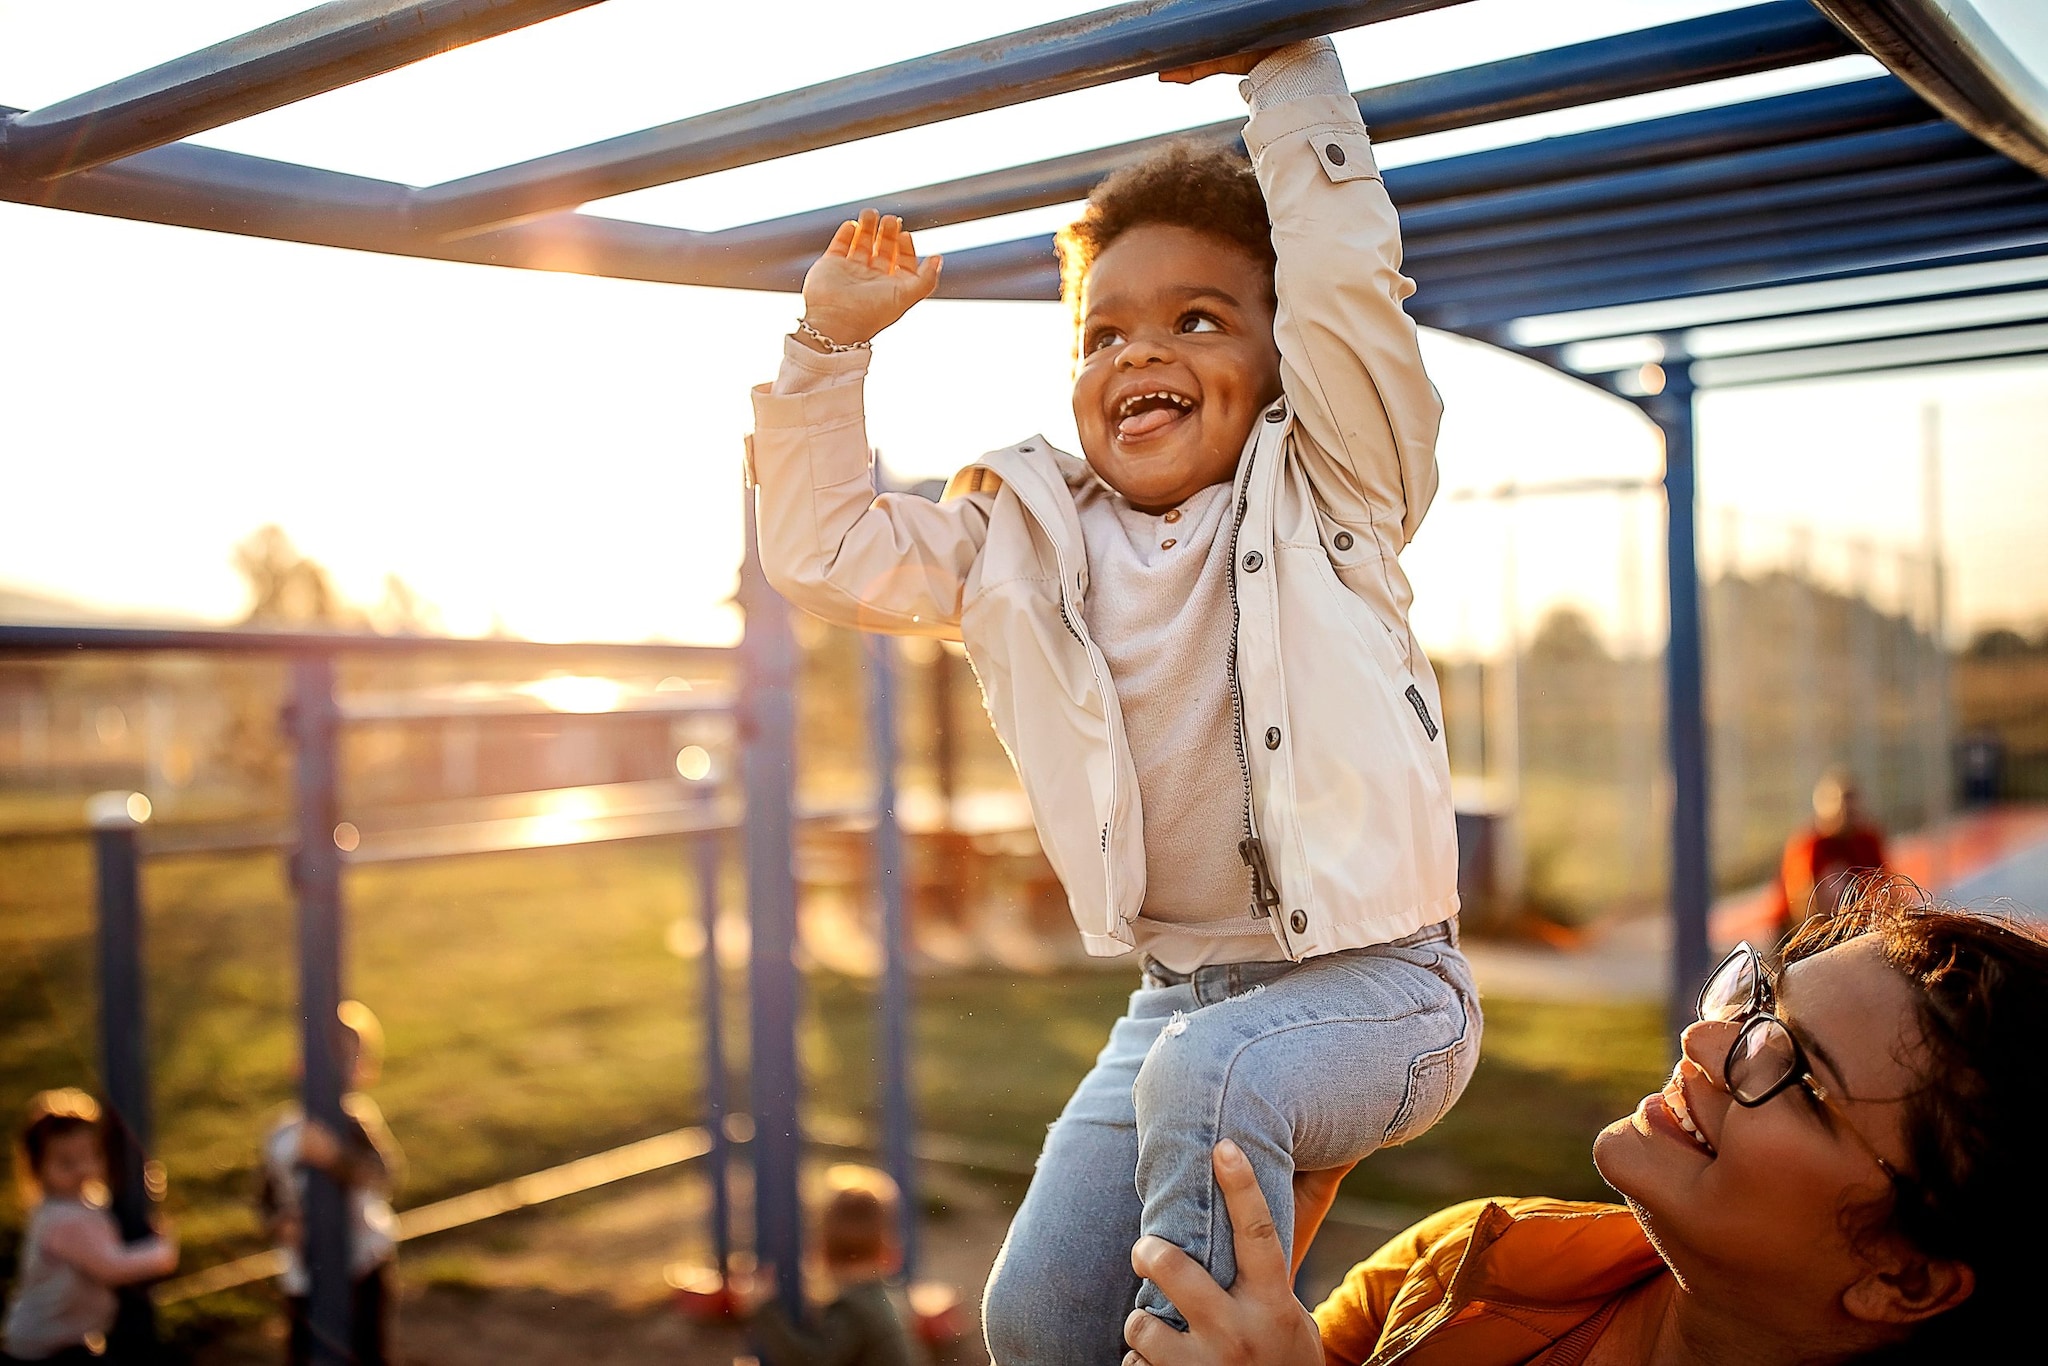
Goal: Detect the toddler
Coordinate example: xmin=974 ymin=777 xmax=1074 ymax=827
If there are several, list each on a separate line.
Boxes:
xmin=2 ymin=1090 xmax=177 ymax=1364
xmin=745 ymin=1164 xmax=919 ymax=1366
xmin=748 ymin=38 xmax=1479 ymax=1364
xmin=259 ymin=1001 xmax=403 ymax=1366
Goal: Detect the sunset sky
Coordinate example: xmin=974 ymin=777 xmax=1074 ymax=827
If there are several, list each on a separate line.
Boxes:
xmin=4 ymin=0 xmax=2045 ymax=651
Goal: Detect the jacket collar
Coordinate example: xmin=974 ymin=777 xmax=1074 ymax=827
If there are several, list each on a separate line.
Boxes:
xmin=1374 ymin=1202 xmax=1665 ymax=1366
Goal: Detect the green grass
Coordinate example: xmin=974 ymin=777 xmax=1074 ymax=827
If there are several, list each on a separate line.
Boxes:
xmin=1 ymin=838 xmax=1668 ymax=1333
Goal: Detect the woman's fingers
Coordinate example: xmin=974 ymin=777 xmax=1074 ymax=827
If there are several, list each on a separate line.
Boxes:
xmin=1123 ymin=1307 xmax=1190 ymax=1365
xmin=827 ymin=218 xmax=860 ymax=258
xmin=1132 ymin=1236 xmax=1235 ymax=1328
xmin=1213 ymin=1141 xmax=1289 ymax=1291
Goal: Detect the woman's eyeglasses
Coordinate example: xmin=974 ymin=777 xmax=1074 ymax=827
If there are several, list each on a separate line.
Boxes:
xmin=1696 ymin=943 xmax=1904 ymax=1183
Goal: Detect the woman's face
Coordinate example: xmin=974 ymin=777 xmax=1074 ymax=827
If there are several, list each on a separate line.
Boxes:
xmin=1594 ymin=937 xmax=1924 ymax=1328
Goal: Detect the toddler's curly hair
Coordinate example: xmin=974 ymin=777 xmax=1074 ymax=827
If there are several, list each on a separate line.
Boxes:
xmin=1055 ymin=140 xmax=1277 ymax=334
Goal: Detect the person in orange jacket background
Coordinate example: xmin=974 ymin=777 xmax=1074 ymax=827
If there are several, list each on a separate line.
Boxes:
xmin=1769 ymin=769 xmax=1888 ymax=944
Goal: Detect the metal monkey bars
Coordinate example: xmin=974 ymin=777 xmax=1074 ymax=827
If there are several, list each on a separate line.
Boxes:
xmin=7 ymin=1 xmax=2047 ymax=1360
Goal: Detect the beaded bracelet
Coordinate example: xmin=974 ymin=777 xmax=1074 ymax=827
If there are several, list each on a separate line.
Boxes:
xmin=795 ymin=318 xmax=872 ymax=353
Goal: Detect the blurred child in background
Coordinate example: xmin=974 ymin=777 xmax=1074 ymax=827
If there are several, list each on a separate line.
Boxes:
xmin=2 ymin=1089 xmax=176 ymax=1364
xmin=746 ymin=1164 xmax=918 ymax=1366
xmin=260 ymin=1001 xmax=403 ymax=1366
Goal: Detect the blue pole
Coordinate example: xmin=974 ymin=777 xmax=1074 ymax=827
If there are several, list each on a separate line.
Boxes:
xmin=286 ymin=655 xmax=352 ymax=1366
xmin=693 ymin=826 xmax=734 ymax=1276
xmin=864 ymin=632 xmax=918 ymax=1280
xmin=88 ymin=791 xmax=159 ymax=1360
xmin=739 ymin=446 xmax=807 ymax=1326
xmin=1646 ymin=363 xmax=1712 ymax=1039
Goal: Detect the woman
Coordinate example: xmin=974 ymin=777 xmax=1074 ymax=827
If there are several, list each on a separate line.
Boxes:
xmin=1121 ymin=884 xmax=2048 ymax=1364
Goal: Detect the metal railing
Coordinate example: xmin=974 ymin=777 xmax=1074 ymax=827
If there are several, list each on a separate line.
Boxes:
xmin=0 ymin=528 xmax=911 ymax=1359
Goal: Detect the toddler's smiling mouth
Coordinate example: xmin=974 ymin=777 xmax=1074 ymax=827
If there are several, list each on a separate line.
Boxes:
xmin=1113 ymin=388 xmax=1197 ymax=443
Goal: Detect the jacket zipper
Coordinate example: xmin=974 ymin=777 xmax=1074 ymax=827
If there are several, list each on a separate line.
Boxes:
xmin=1226 ymin=445 xmax=1282 ymax=925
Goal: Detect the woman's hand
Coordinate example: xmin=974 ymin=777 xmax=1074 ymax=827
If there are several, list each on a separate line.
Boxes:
xmin=1157 ymin=50 xmax=1279 ymax=85
xmin=799 ymin=208 xmax=942 ymax=349
xmin=1122 ymin=1141 xmax=1325 ymax=1366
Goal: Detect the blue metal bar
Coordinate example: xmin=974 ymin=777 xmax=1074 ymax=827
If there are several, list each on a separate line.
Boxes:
xmin=1691 ymin=317 xmax=2048 ymax=386
xmin=89 ymin=793 xmax=159 ymax=1358
xmin=1408 ymin=153 xmax=2020 ymax=265
xmin=693 ymin=828 xmax=734 ymax=1277
xmin=1705 ymin=343 xmax=2048 ymax=387
xmin=1387 ymin=77 xmax=1929 ymax=205
xmin=413 ymin=0 xmax=1474 ymax=237
xmin=0 ymin=1 xmax=602 ymax=181
xmin=864 ymin=632 xmax=918 ymax=1281
xmin=1412 ymin=196 xmax=2048 ymax=328
xmin=738 ymin=450 xmax=807 ymax=1325
xmin=0 ymin=621 xmax=729 ymax=663
xmin=693 ymin=1 xmax=1854 ymax=266
xmin=917 ymin=79 xmax=1952 ymax=301
xmin=1400 ymin=120 xmax=1975 ymax=242
xmin=1490 ymin=244 xmax=2048 ymax=344
xmin=1645 ymin=362 xmax=1711 ymax=1040
xmin=286 ymin=656 xmax=352 ymax=1366
xmin=0 ymin=117 xmax=796 ymax=291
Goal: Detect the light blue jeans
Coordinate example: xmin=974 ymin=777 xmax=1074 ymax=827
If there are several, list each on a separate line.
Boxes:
xmin=981 ymin=921 xmax=1480 ymax=1365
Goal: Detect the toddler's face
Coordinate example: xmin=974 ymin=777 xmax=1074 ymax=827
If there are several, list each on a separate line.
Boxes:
xmin=1071 ymin=224 xmax=1282 ymax=513
xmin=36 ymin=1129 xmax=104 ymax=1201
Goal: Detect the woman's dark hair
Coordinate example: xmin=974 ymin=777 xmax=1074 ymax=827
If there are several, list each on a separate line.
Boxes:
xmin=1054 ymin=140 xmax=1277 ymax=335
xmin=1782 ymin=877 xmax=2048 ymax=1355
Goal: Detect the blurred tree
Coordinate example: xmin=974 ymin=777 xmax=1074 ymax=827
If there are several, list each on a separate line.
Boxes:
xmin=215 ymin=526 xmax=360 ymax=796
xmin=372 ymin=573 xmax=442 ymax=636
xmin=1966 ymin=627 xmax=2039 ymax=659
xmin=1528 ymin=604 xmax=1609 ymax=664
xmin=233 ymin=525 xmax=354 ymax=627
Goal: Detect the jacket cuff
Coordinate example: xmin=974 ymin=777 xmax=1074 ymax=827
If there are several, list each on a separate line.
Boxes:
xmin=752 ymin=335 xmax=870 ymax=430
xmin=1240 ymin=38 xmax=1347 ymax=115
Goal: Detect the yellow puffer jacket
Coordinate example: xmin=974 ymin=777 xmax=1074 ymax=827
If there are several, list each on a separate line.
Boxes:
xmin=1315 ymin=1198 xmax=1666 ymax=1366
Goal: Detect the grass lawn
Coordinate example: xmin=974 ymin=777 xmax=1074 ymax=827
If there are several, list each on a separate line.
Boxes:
xmin=1 ymin=836 xmax=1668 ymax=1347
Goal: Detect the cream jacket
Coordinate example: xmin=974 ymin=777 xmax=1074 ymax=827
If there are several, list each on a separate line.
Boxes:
xmin=748 ymin=91 xmax=1457 ymax=959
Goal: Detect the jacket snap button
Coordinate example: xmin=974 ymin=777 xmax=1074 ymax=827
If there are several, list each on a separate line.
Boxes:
xmin=1333 ymin=531 xmax=1354 ymax=551
xmin=1290 ymin=910 xmax=1309 ymax=934
xmin=1242 ymin=550 xmax=1263 ymax=573
xmin=1264 ymin=403 xmax=1286 ymax=423
xmin=1265 ymin=726 xmax=1281 ymax=750
xmin=1325 ymin=142 xmax=1346 ymax=166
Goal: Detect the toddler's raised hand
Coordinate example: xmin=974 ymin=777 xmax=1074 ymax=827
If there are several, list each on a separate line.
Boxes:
xmin=799 ymin=209 xmax=942 ymax=349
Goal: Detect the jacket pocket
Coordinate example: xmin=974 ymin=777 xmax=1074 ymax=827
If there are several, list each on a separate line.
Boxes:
xmin=1311 ymin=127 xmax=1379 ymax=185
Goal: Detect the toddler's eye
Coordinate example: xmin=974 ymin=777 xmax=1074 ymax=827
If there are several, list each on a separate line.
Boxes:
xmin=1086 ymin=327 xmax=1124 ymax=353
xmin=1180 ymin=313 xmax=1222 ymax=334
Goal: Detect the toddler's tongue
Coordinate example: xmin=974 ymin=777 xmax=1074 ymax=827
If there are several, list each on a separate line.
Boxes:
xmin=1118 ymin=407 xmax=1180 ymax=440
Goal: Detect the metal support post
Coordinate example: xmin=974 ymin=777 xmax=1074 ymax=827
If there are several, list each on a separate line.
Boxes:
xmin=286 ymin=656 xmax=353 ymax=1366
xmin=693 ymin=829 xmax=734 ymax=1276
xmin=1646 ymin=362 xmax=1712 ymax=1038
xmin=864 ymin=633 xmax=918 ymax=1279
xmin=87 ymin=790 xmax=158 ymax=1360
xmin=738 ymin=457 xmax=807 ymax=1323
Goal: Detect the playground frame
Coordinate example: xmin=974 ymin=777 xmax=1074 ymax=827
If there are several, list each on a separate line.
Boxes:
xmin=6 ymin=0 xmax=2048 ymax=1359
